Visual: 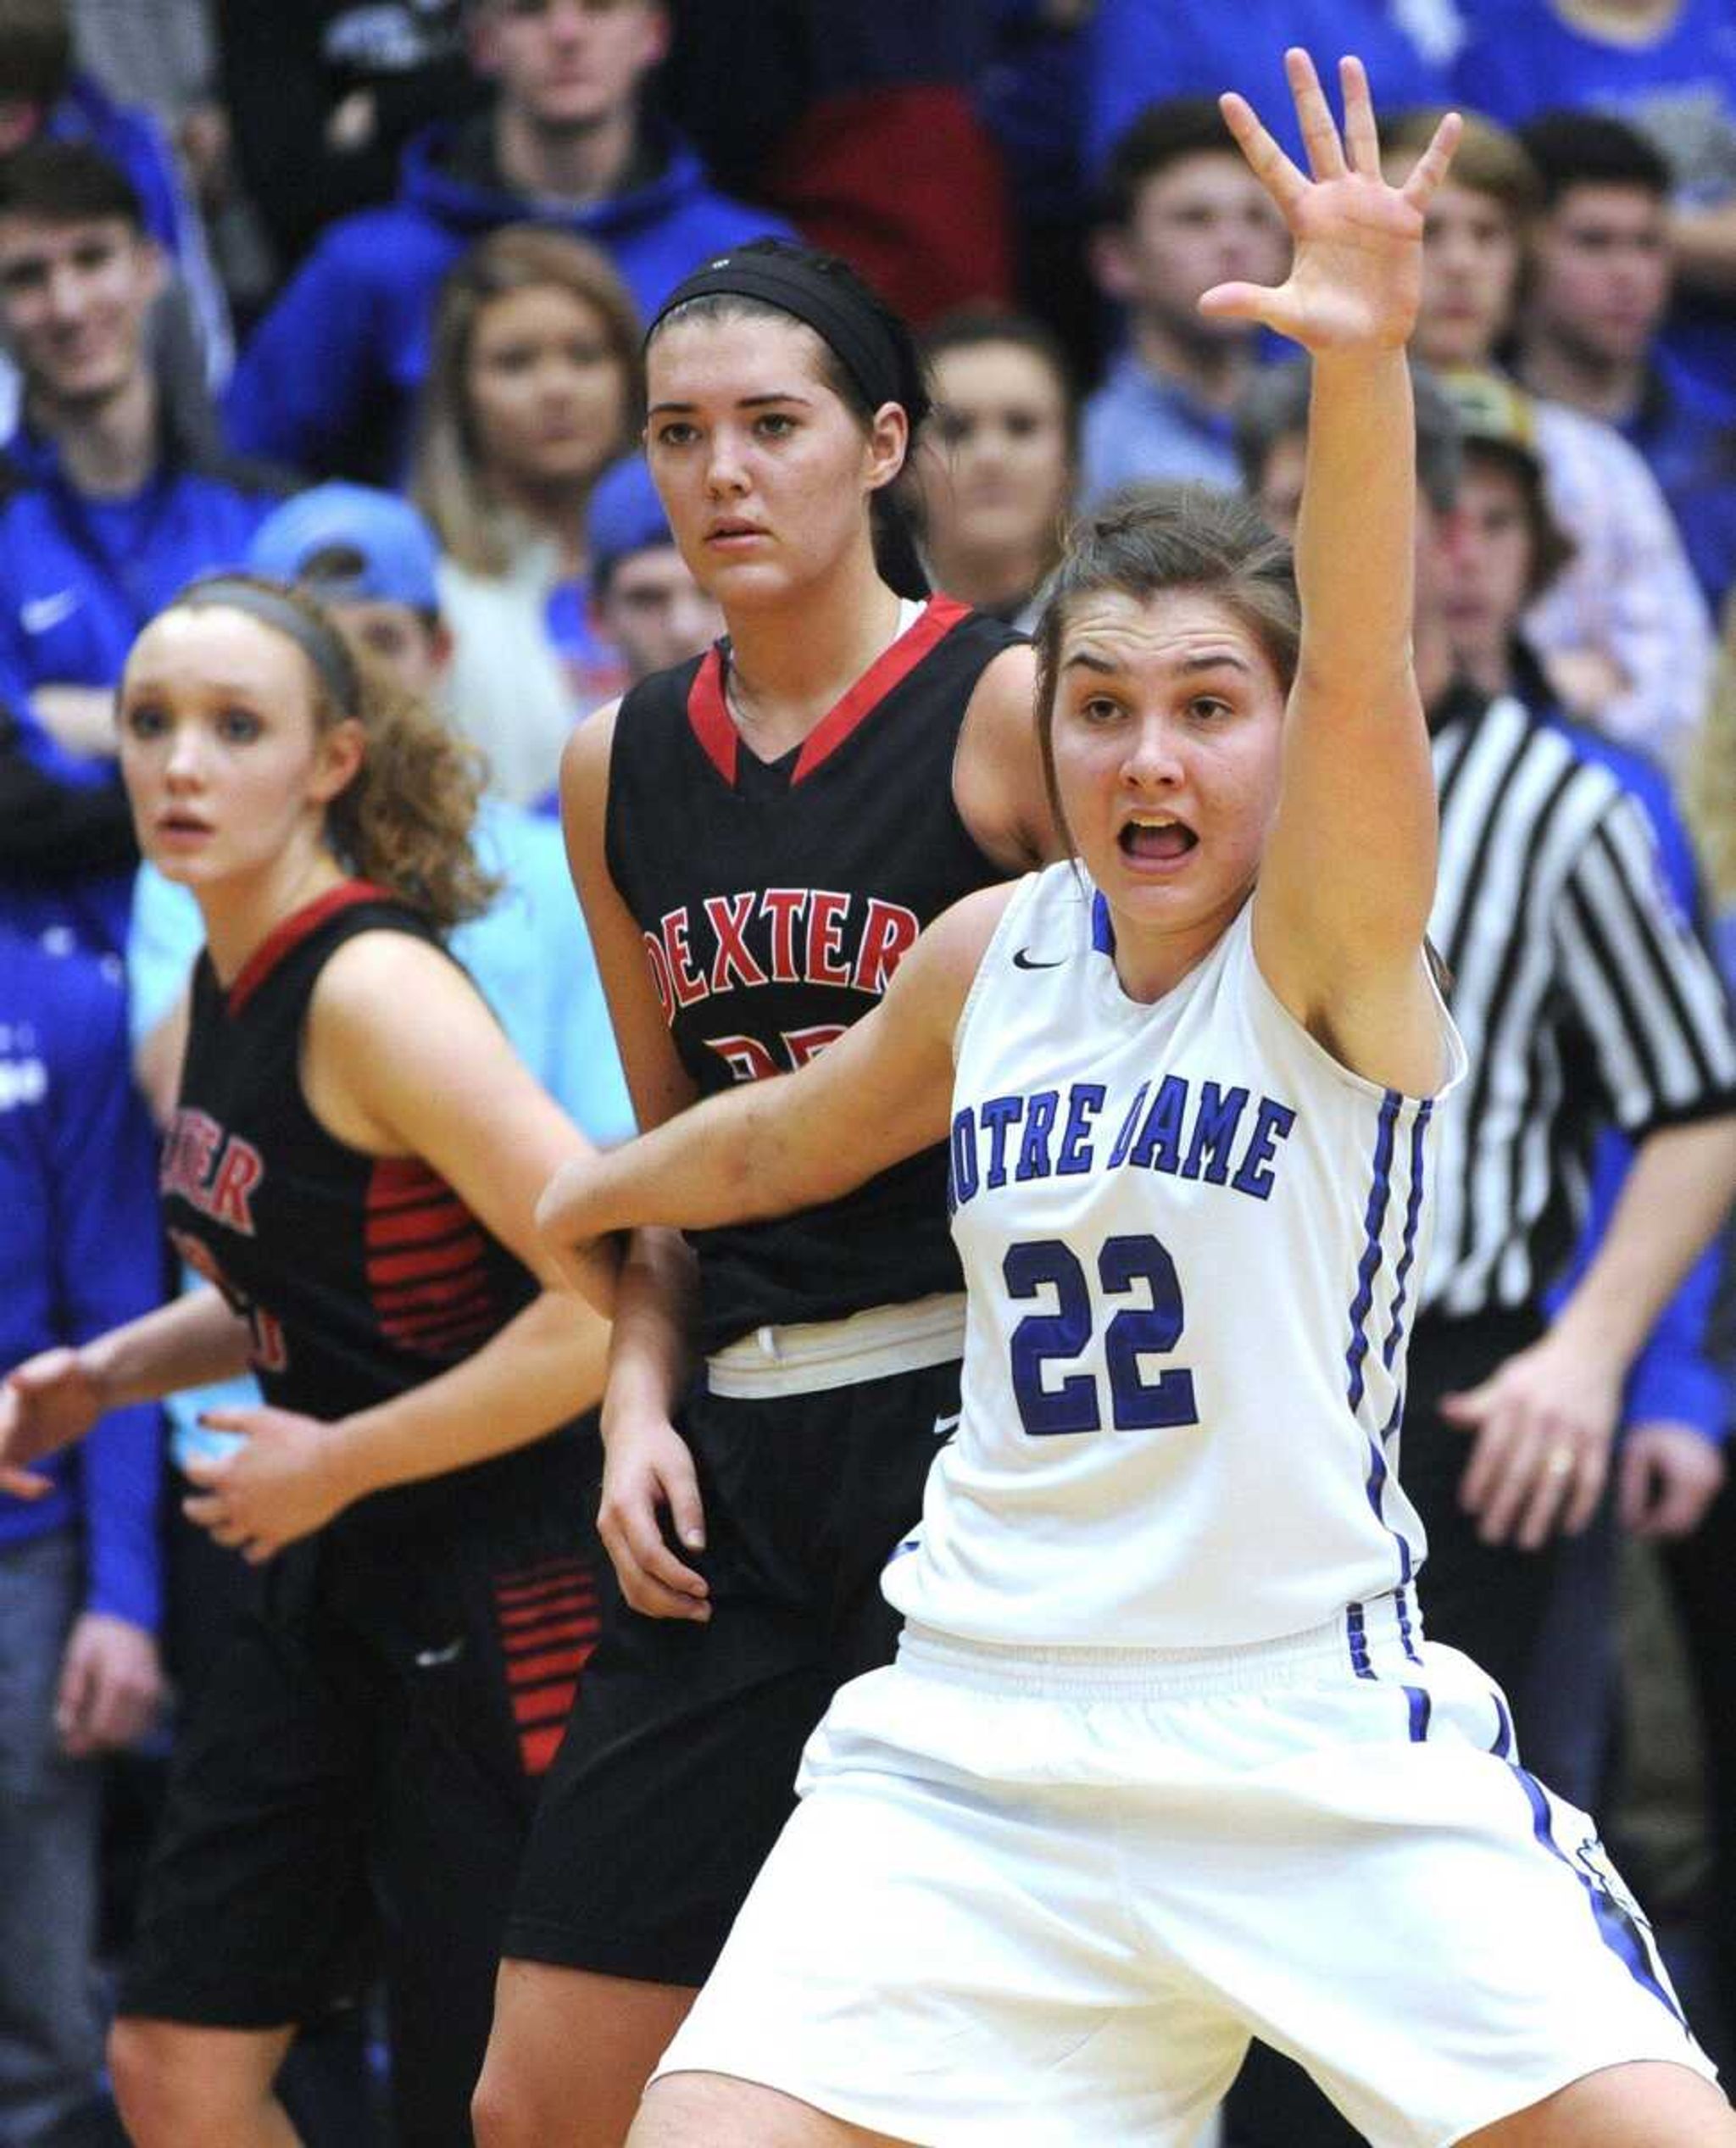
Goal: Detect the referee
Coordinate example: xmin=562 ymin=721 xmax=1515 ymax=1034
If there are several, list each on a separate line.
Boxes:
xmin=1229 ymin=361 xmax=1736 ymax=2148
xmin=1241 ymin=358 xmax=1736 ymax=1698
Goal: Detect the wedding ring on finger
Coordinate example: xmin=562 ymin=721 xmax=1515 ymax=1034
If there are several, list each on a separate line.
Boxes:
xmin=1544 ymin=1447 xmax=1575 ymax=1479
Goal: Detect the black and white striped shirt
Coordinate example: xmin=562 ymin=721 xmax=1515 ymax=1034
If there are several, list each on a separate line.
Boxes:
xmin=1423 ymin=686 xmax=1736 ymax=1320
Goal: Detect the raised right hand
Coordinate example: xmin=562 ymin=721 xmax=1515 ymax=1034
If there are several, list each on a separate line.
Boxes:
xmin=0 ymin=1347 xmax=107 ymax=1494
xmin=596 ymin=1408 xmax=711 ymax=1622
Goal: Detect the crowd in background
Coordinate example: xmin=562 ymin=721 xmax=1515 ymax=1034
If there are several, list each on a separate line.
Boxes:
xmin=5 ymin=2 xmax=1736 ymax=2143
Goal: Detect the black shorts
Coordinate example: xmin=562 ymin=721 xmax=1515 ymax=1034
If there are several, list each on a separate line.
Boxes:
xmin=504 ymin=1358 xmax=960 ymax=1987
xmin=120 ymin=1427 xmax=602 ymax=2148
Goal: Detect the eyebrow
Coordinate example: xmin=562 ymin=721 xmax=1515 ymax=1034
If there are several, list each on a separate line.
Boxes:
xmin=646 ymin=391 xmax=816 ymax=416
xmin=1060 ymin=648 xmax=1255 ymax=677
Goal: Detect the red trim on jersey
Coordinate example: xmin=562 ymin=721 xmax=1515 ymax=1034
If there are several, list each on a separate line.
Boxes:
xmin=792 ymin=596 xmax=970 ymax=782
xmin=684 ymin=598 xmax=973 ymax=790
xmin=493 ymin=1556 xmax=601 ymax=1777
xmin=226 ymin=880 xmax=395 ymax=1017
xmin=688 ymin=645 xmax=737 ymax=783
xmin=364 ymin=1155 xmax=498 ymax=1355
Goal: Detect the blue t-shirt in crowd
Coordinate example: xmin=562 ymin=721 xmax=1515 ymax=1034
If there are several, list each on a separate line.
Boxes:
xmin=1622 ymin=353 xmax=1736 ymax=618
xmin=0 ymin=928 xmax=164 ymax=1628
xmin=1080 ymin=352 xmax=1244 ymax=505
xmin=1452 ymin=0 xmax=1736 ymax=419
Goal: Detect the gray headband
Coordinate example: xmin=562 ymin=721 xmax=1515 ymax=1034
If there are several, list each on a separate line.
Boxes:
xmin=175 ymin=576 xmax=362 ymax=716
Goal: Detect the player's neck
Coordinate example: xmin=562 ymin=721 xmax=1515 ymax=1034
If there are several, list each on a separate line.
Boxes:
xmin=198 ymin=848 xmax=349 ymax=989
xmin=722 ymin=551 xmax=906 ymax=756
xmin=1109 ymin=895 xmax=1246 ymax=1004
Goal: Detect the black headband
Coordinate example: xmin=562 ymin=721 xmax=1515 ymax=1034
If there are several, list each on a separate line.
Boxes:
xmin=175 ymin=578 xmax=362 ymax=717
xmin=649 ymin=250 xmax=906 ymax=414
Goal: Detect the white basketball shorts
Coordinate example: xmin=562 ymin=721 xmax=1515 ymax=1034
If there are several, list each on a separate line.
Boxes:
xmin=654 ymin=1592 xmax=1715 ymax=2147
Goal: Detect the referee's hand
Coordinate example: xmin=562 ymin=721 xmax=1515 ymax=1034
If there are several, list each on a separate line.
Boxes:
xmin=597 ymin=1411 xmax=710 ymax=1622
xmin=1441 ymin=1328 xmax=1619 ymax=1550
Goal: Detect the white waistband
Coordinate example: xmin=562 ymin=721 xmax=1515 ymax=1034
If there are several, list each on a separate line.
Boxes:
xmin=898 ymin=1589 xmax=1427 ymax=1700
xmin=705 ymin=1292 xmax=966 ymax=1398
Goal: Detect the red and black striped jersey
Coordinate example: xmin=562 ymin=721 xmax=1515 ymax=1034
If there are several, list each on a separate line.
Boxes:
xmin=604 ymin=596 xmax=1022 ymax=1354
xmin=162 ymin=882 xmax=538 ymax=1433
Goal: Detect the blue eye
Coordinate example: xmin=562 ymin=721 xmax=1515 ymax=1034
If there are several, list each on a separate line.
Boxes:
xmin=217 ymin=709 xmax=263 ymax=743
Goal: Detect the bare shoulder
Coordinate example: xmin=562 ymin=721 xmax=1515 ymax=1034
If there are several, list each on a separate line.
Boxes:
xmin=954 ymin=643 xmax=1057 ymax=870
xmin=893 ymin=882 xmax=1022 ymax=1020
xmin=961 ymin=642 xmax=1040 ymax=756
xmin=309 ymin=927 xmax=493 ymax=1054
xmin=559 ymin=695 xmax=622 ymax=814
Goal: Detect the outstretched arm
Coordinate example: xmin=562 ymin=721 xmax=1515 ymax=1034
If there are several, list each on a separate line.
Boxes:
xmin=1206 ymin=53 xmax=1459 ymax=1093
xmin=537 ymin=885 xmax=1014 ymax=1300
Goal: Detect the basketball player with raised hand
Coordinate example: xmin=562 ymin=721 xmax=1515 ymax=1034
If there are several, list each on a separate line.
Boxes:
xmin=0 ymin=573 xmax=613 ymax=2148
xmin=537 ymin=53 xmax=1736 ymax=2148
xmin=471 ymin=238 xmax=1058 ymax=2147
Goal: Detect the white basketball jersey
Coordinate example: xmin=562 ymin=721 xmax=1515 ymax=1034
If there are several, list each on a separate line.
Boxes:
xmin=884 ymin=865 xmax=1466 ymax=1650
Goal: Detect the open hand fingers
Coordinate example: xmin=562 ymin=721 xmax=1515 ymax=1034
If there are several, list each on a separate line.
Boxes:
xmin=598 ymin=1491 xmax=710 ymax=1622
xmin=182 ymin=1489 xmax=253 ymax=1552
xmin=1457 ymin=1412 xmax=1603 ymax=1548
xmin=1283 ymin=47 xmax=1346 ymax=181
xmin=1218 ymin=90 xmax=1310 ymax=220
xmin=1338 ymin=55 xmax=1381 ymax=176
xmin=1506 ymin=1437 xmax=1604 ymax=1550
xmin=1399 ymin=107 xmax=1462 ymax=212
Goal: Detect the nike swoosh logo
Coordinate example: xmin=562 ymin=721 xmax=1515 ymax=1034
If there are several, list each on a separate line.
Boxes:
xmin=414 ymin=1639 xmax=465 ymax=1668
xmin=1012 ymin=949 xmax=1065 ymax=970
xmin=21 ymin=589 xmax=78 ymax=634
xmin=932 ymin=1411 xmax=961 ymax=1440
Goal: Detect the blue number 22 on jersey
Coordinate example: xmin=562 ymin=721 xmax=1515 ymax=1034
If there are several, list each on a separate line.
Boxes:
xmin=1004 ymin=1234 xmax=1199 ymax=1437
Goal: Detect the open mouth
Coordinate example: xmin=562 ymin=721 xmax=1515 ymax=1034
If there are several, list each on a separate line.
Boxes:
xmin=1118 ymin=813 xmax=1197 ymax=864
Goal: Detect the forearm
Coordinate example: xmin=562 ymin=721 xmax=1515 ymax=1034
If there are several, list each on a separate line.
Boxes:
xmin=80 ymin=1401 xmax=165 ymax=1631
xmin=540 ymin=1077 xmax=824 ymax=1253
xmin=1295 ymin=348 xmax=1416 ymax=705
xmin=603 ymin=1228 xmax=699 ymax=1432
xmin=1552 ymin=1114 xmax=1736 ymax=1376
xmin=84 ymin=1288 xmax=253 ymax=1406
xmin=323 ymin=1288 xmax=609 ymax=1505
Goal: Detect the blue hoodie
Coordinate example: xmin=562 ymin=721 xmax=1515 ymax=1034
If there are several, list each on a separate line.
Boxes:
xmin=0 ymin=930 xmax=164 ymax=1633
xmin=226 ymin=119 xmax=793 ymax=482
xmin=0 ymin=420 xmax=287 ymax=957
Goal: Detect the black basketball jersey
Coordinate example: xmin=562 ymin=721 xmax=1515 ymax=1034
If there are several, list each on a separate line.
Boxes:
xmin=604 ymin=595 xmax=1022 ymax=1353
xmin=161 ymin=883 xmax=542 ymax=1443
